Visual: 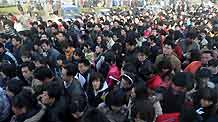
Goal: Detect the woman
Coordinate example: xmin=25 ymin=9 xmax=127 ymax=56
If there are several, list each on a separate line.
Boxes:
xmin=86 ymin=72 xmax=108 ymax=107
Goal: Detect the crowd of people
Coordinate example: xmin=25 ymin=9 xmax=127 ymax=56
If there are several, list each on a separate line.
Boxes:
xmin=1 ymin=3 xmax=218 ymax=122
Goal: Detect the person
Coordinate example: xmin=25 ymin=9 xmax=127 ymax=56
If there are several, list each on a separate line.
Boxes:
xmin=160 ymin=72 xmax=194 ymax=113
xmin=81 ymin=108 xmax=110 ymax=122
xmin=131 ymin=99 xmax=155 ymax=122
xmin=155 ymin=40 xmax=181 ymax=72
xmin=75 ymin=59 xmax=94 ymax=90
xmin=195 ymin=88 xmax=218 ymax=122
xmin=208 ymin=59 xmax=218 ymax=85
xmin=10 ymin=89 xmax=45 ymax=122
xmin=0 ymin=42 xmax=18 ymax=66
xmin=86 ymin=72 xmax=108 ymax=107
xmin=195 ymin=68 xmax=215 ymax=89
xmin=102 ymin=88 xmax=129 ymax=122
xmin=185 ymin=50 xmax=214 ymax=74
xmin=40 ymin=39 xmax=61 ymax=70
xmin=20 ymin=62 xmax=35 ymax=86
xmin=0 ymin=87 xmax=11 ymax=122
xmin=40 ymin=81 xmax=68 ymax=122
xmin=61 ymin=63 xmax=86 ymax=103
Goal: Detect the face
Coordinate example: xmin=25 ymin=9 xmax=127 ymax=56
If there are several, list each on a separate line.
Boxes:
xmin=201 ymin=53 xmax=213 ymax=65
xmin=21 ymin=66 xmax=32 ymax=80
xmin=137 ymin=53 xmax=145 ymax=62
xmin=21 ymin=56 xmax=31 ymax=62
xmin=51 ymin=27 xmax=57 ymax=33
xmin=92 ymin=79 xmax=101 ymax=90
xmin=121 ymin=29 xmax=126 ymax=35
xmin=120 ymin=78 xmax=131 ymax=89
xmin=12 ymin=106 xmax=26 ymax=116
xmin=41 ymin=43 xmax=50 ymax=52
xmin=56 ymin=33 xmax=65 ymax=42
xmin=0 ymin=47 xmax=4 ymax=54
xmin=78 ymin=63 xmax=89 ymax=74
xmin=95 ymin=46 xmax=102 ymax=54
xmin=200 ymin=99 xmax=213 ymax=108
xmin=163 ymin=44 xmax=173 ymax=55
xmin=62 ymin=68 xmax=71 ymax=82
xmin=12 ymin=38 xmax=19 ymax=46
xmin=40 ymin=91 xmax=53 ymax=105
xmin=96 ymin=36 xmax=102 ymax=44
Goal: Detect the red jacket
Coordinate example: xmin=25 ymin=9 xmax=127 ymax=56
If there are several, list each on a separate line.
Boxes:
xmin=106 ymin=64 xmax=121 ymax=87
xmin=156 ymin=113 xmax=180 ymax=122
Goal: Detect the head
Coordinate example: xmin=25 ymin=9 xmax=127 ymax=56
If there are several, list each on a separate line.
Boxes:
xmin=95 ymin=45 xmax=104 ymax=54
xmin=0 ymin=42 xmax=5 ymax=54
xmin=163 ymin=40 xmax=174 ymax=56
xmin=81 ymin=108 xmax=110 ymax=122
xmin=105 ymin=88 xmax=127 ymax=111
xmin=196 ymin=68 xmax=212 ymax=89
xmin=6 ymin=79 xmax=24 ymax=97
xmin=78 ymin=59 xmax=90 ymax=74
xmin=126 ymin=40 xmax=137 ymax=52
xmin=199 ymin=88 xmax=218 ymax=108
xmin=201 ymin=50 xmax=213 ymax=65
xmin=120 ymin=73 xmax=134 ymax=91
xmin=40 ymin=39 xmax=51 ymax=52
xmin=41 ymin=81 xmax=63 ymax=105
xmin=62 ymin=63 xmax=78 ymax=82
xmin=12 ymin=36 xmax=22 ymax=47
xmin=208 ymin=59 xmax=218 ymax=74
xmin=33 ymin=67 xmax=53 ymax=83
xmin=73 ymin=48 xmax=85 ymax=61
xmin=55 ymin=31 xmax=65 ymax=42
xmin=21 ymin=62 xmax=35 ymax=81
xmin=90 ymin=72 xmax=104 ymax=91
xmin=171 ymin=72 xmax=194 ymax=94
xmin=131 ymin=100 xmax=155 ymax=122
xmin=12 ymin=89 xmax=38 ymax=116
xmin=137 ymin=47 xmax=149 ymax=62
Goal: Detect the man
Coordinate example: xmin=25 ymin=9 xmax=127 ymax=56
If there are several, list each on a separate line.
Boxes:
xmin=184 ymin=50 xmax=214 ymax=74
xmin=40 ymin=81 xmax=68 ymax=122
xmin=11 ymin=36 xmax=22 ymax=64
xmin=62 ymin=63 xmax=86 ymax=102
xmin=75 ymin=59 xmax=93 ymax=90
xmin=155 ymin=40 xmax=181 ymax=72
xmin=0 ymin=42 xmax=18 ymax=66
xmin=21 ymin=62 xmax=35 ymax=86
xmin=40 ymin=39 xmax=61 ymax=69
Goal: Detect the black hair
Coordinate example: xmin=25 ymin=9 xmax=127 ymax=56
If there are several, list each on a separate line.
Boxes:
xmin=51 ymin=22 xmax=58 ymax=29
xmin=131 ymin=100 xmax=155 ymax=122
xmin=46 ymin=81 xmax=63 ymax=99
xmin=12 ymin=36 xmax=22 ymax=42
xmin=201 ymin=50 xmax=213 ymax=57
xmin=73 ymin=48 xmax=85 ymax=58
xmin=63 ymin=63 xmax=78 ymax=77
xmin=157 ymin=59 xmax=173 ymax=73
xmin=78 ymin=59 xmax=90 ymax=67
xmin=186 ymin=31 xmax=197 ymax=40
xmin=1 ymin=63 xmax=17 ymax=78
xmin=7 ymin=79 xmax=24 ymax=96
xmin=40 ymin=39 xmax=51 ymax=46
xmin=69 ymin=96 xmax=87 ymax=113
xmin=105 ymin=88 xmax=127 ymax=108
xmin=208 ymin=59 xmax=218 ymax=67
xmin=122 ymin=63 xmax=137 ymax=75
xmin=33 ymin=67 xmax=53 ymax=82
xmin=38 ymin=24 xmax=45 ymax=31
xmin=163 ymin=39 xmax=175 ymax=49
xmin=0 ymin=42 xmax=4 ymax=48
xmin=57 ymin=54 xmax=66 ymax=61
xmin=104 ymin=51 xmax=116 ymax=64
xmin=89 ymin=72 xmax=104 ymax=90
xmin=134 ymin=81 xmax=148 ymax=99
xmin=173 ymin=72 xmax=195 ymax=91
xmin=21 ymin=62 xmax=36 ymax=72
xmin=12 ymin=88 xmax=38 ymax=111
xmin=196 ymin=68 xmax=212 ymax=78
xmin=81 ymin=108 xmax=110 ymax=122
xmin=190 ymin=49 xmax=201 ymax=62
xmin=199 ymin=88 xmax=218 ymax=105
xmin=136 ymin=47 xmax=150 ymax=57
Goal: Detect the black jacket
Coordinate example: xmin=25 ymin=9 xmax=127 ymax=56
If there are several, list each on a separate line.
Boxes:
xmin=42 ymin=96 xmax=68 ymax=122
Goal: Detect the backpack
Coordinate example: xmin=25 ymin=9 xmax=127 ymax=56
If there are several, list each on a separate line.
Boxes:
xmin=156 ymin=113 xmax=179 ymax=122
